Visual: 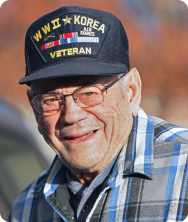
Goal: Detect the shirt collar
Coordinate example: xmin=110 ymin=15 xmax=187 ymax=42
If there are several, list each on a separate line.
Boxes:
xmin=109 ymin=108 xmax=154 ymax=188
xmin=124 ymin=108 xmax=154 ymax=178
xmin=32 ymin=155 xmax=64 ymax=194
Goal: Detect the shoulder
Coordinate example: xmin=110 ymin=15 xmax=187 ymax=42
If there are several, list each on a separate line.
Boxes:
xmin=8 ymin=168 xmax=49 ymax=222
xmin=150 ymin=115 xmax=188 ymax=145
xmin=149 ymin=115 xmax=188 ymax=168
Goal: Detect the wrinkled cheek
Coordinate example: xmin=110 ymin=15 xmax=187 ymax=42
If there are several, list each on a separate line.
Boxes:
xmin=100 ymin=108 xmax=125 ymax=142
xmin=98 ymin=113 xmax=120 ymax=144
xmin=37 ymin=116 xmax=46 ymax=135
xmin=38 ymin=116 xmax=55 ymax=143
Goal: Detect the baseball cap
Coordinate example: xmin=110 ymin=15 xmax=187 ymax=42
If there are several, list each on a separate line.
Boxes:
xmin=19 ymin=6 xmax=130 ymax=85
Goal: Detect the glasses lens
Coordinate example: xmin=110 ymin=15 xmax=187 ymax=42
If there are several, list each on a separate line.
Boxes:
xmin=74 ymin=85 xmax=104 ymax=107
xmin=33 ymin=94 xmax=62 ymax=115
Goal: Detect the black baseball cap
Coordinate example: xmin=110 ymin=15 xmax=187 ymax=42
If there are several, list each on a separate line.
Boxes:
xmin=19 ymin=6 xmax=130 ymax=85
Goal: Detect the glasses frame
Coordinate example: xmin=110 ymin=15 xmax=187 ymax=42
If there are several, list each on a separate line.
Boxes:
xmin=32 ymin=73 xmax=126 ymax=115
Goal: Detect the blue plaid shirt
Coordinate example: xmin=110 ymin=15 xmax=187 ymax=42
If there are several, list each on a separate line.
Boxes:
xmin=8 ymin=108 xmax=188 ymax=222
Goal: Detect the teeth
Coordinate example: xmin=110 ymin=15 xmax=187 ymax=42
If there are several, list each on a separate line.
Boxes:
xmin=66 ymin=130 xmax=96 ymax=140
xmin=87 ymin=131 xmax=94 ymax=136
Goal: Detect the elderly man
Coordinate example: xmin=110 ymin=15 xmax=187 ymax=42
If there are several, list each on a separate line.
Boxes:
xmin=9 ymin=6 xmax=188 ymax=222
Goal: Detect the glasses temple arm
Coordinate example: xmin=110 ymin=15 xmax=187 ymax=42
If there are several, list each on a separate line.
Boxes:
xmin=105 ymin=73 xmax=126 ymax=90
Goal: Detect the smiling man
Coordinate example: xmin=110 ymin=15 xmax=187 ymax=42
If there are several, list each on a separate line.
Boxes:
xmin=8 ymin=6 xmax=188 ymax=222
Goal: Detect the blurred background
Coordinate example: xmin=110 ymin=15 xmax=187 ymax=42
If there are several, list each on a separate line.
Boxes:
xmin=0 ymin=0 xmax=188 ymax=219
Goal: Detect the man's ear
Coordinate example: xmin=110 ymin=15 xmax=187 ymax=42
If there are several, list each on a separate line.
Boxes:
xmin=124 ymin=68 xmax=142 ymax=117
xmin=27 ymin=89 xmax=43 ymax=135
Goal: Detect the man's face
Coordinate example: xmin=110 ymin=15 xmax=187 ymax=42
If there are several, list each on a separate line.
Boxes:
xmin=30 ymin=70 xmax=140 ymax=174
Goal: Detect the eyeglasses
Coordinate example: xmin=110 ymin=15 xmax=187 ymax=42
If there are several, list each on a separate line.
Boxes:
xmin=32 ymin=73 xmax=126 ymax=116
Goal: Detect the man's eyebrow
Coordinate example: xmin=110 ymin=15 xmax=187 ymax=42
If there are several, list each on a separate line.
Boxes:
xmin=34 ymin=90 xmax=59 ymax=96
xmin=45 ymin=90 xmax=59 ymax=94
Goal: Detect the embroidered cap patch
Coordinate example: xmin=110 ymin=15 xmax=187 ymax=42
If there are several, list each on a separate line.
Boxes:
xmin=31 ymin=13 xmax=109 ymax=63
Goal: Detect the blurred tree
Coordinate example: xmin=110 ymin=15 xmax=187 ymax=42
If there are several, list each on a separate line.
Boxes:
xmin=0 ymin=0 xmax=188 ymax=126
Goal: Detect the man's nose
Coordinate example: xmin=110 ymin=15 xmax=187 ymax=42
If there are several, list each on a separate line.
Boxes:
xmin=60 ymin=94 xmax=88 ymax=124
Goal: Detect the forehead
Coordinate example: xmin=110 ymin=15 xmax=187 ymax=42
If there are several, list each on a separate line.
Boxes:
xmin=31 ymin=75 xmax=117 ymax=94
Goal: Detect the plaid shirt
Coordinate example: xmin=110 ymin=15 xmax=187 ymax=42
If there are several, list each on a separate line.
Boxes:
xmin=8 ymin=108 xmax=188 ymax=222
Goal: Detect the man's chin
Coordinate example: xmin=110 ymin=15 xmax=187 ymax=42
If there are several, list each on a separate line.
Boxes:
xmin=61 ymin=157 xmax=101 ymax=173
xmin=58 ymin=148 xmax=108 ymax=173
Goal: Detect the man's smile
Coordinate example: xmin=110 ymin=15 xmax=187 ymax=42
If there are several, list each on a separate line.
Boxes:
xmin=62 ymin=129 xmax=98 ymax=144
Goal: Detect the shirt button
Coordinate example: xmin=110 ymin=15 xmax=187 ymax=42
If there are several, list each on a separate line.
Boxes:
xmin=82 ymin=205 xmax=88 ymax=212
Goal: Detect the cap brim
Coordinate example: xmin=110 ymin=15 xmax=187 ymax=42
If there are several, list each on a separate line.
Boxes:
xmin=19 ymin=61 xmax=128 ymax=85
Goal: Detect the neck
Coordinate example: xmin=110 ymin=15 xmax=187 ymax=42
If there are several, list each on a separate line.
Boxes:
xmin=70 ymin=170 xmax=98 ymax=188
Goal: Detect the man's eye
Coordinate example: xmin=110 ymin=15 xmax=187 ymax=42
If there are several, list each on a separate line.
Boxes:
xmin=83 ymin=92 xmax=95 ymax=97
xmin=44 ymin=97 xmax=58 ymax=103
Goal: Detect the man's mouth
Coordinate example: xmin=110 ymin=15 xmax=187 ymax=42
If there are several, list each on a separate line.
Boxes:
xmin=64 ymin=130 xmax=98 ymax=142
